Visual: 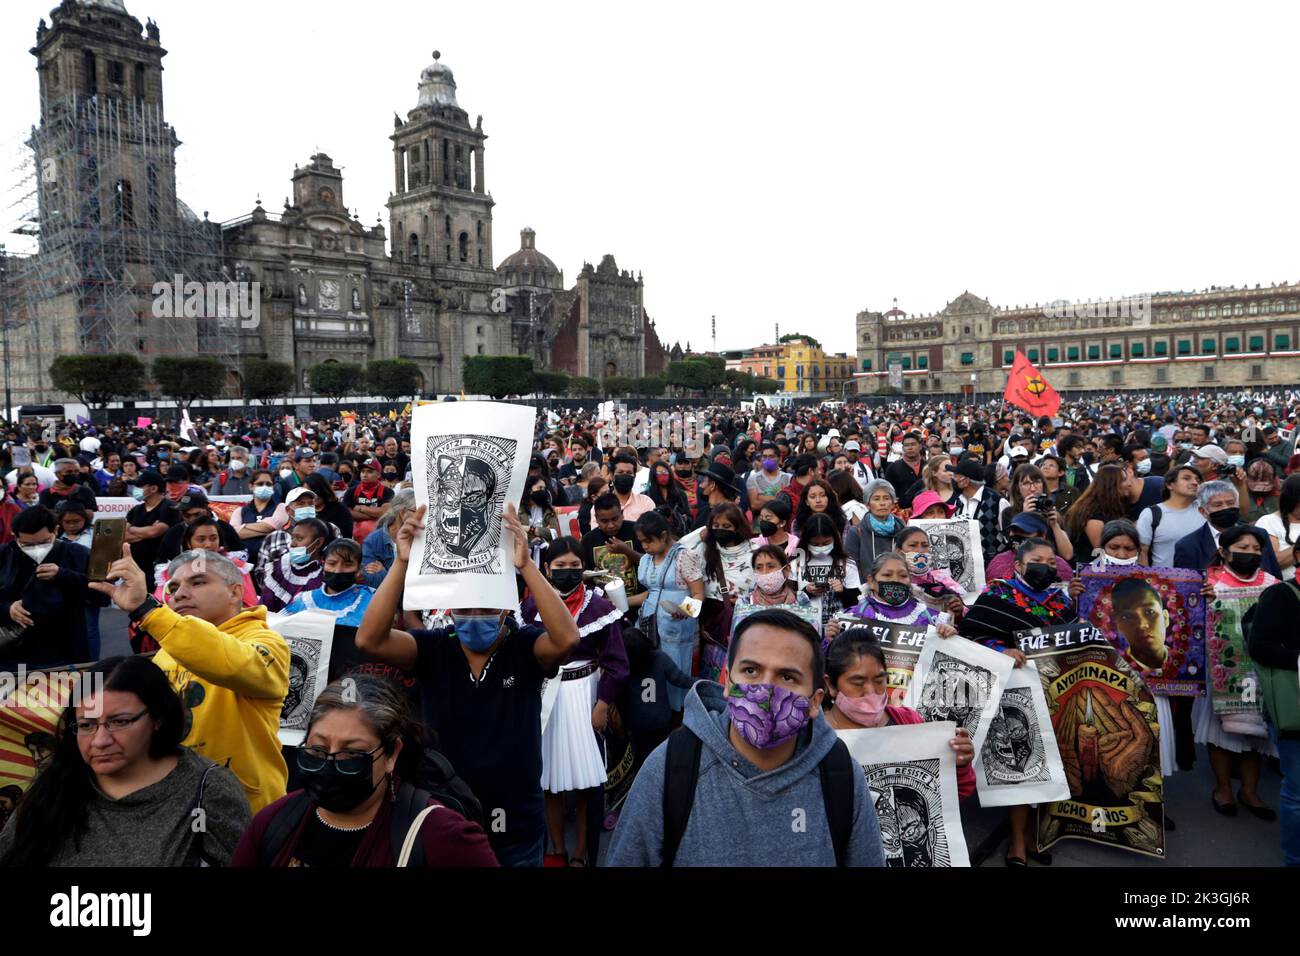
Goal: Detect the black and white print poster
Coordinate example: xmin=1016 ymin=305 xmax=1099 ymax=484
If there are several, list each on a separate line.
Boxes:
xmin=904 ymin=632 xmax=1013 ymax=756
xmin=838 ymin=721 xmax=970 ymax=867
xmin=405 ymin=401 xmax=533 ymax=610
xmin=973 ymin=662 xmax=1070 ymax=808
xmin=910 ymin=518 xmax=986 ymax=604
xmin=268 ymin=610 xmax=336 ymax=747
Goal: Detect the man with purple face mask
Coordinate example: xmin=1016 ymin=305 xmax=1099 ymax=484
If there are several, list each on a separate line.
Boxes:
xmin=607 ymin=607 xmax=885 ymax=866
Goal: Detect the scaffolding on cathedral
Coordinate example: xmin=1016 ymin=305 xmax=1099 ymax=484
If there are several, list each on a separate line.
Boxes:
xmin=1 ymin=91 xmax=237 ymax=404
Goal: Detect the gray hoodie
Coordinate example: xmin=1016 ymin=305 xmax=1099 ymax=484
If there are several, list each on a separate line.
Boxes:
xmin=606 ymin=681 xmax=885 ymax=867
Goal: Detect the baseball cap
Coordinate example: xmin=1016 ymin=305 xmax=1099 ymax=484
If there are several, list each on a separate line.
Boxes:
xmin=133 ymin=469 xmax=165 ymax=488
xmin=1009 ymin=512 xmax=1051 ymax=536
xmin=1009 ymin=446 xmax=1029 ymax=460
xmin=1191 ymin=445 xmax=1228 ymax=464
xmin=361 ymin=459 xmax=382 ymax=473
xmin=844 ymin=440 xmax=861 ymax=452
xmin=285 ymin=486 xmax=317 ymax=506
xmin=955 ymin=459 xmax=986 ymax=483
xmin=165 ymin=463 xmax=192 ymax=483
xmin=178 ymin=491 xmax=210 ymax=511
xmin=294 ymin=447 xmax=317 ymax=461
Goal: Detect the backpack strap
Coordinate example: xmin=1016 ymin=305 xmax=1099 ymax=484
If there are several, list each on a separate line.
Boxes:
xmin=187 ymin=762 xmax=219 ymax=867
xmin=1147 ymin=503 xmax=1163 ymax=537
xmin=818 ymin=738 xmax=856 ymax=868
xmin=660 ymin=727 xmax=703 ymax=867
xmin=257 ymin=792 xmax=311 ymax=867
xmin=389 ymin=782 xmax=434 ymax=868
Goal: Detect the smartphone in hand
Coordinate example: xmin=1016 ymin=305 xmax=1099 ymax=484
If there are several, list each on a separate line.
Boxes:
xmin=88 ymin=518 xmax=126 ymax=581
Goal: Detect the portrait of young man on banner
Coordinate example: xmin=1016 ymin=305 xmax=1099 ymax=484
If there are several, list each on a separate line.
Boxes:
xmin=1077 ymin=566 xmax=1207 ymax=697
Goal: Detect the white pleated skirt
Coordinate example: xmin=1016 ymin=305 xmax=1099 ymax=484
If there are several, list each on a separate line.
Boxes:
xmin=1155 ymin=694 xmax=1176 ymax=779
xmin=1191 ymin=694 xmax=1278 ymax=757
xmin=540 ymin=663 xmax=608 ymax=794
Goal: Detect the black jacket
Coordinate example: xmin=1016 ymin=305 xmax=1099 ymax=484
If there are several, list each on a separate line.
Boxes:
xmin=0 ymin=539 xmax=108 ymax=667
xmin=1173 ymin=523 xmax=1281 ymax=579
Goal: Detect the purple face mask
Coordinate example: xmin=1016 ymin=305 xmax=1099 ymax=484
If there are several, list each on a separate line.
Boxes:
xmin=726 ymin=683 xmax=812 ymax=749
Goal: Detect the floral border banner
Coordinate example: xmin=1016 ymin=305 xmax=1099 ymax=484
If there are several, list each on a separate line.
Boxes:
xmin=1207 ymin=588 xmax=1265 ymax=717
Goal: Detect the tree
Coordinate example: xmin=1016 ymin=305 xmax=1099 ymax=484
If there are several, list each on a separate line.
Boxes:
xmin=152 ymin=356 xmax=227 ymax=411
xmin=242 ymin=359 xmax=295 ymax=405
xmin=753 ymin=376 xmax=781 ymax=395
xmin=568 ymin=376 xmax=600 ymax=397
xmin=49 ymin=354 xmax=145 ymax=408
xmin=665 ymin=357 xmax=725 ymax=396
xmin=780 ymin=332 xmax=822 ymax=349
xmin=604 ymin=375 xmax=635 ymax=396
xmin=308 ymin=361 xmax=366 ymax=403
xmin=635 ymin=375 xmax=666 ymax=397
xmin=532 ymin=370 xmax=571 ymax=396
xmin=366 ymin=359 xmax=423 ymax=402
xmin=724 ymin=369 xmax=757 ymax=395
xmin=463 ymin=355 xmax=534 ymax=399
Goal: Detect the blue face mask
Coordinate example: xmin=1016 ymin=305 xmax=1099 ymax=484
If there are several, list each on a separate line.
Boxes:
xmin=294 ymin=506 xmax=317 ymax=521
xmin=253 ymin=486 xmax=275 ymax=500
xmin=454 ymin=613 xmax=504 ymax=652
xmin=130 ymin=486 xmax=145 ymax=501
xmin=289 ymin=546 xmax=312 ymax=566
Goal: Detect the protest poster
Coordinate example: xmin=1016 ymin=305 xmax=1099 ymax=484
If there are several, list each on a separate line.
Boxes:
xmin=909 ymin=519 xmax=985 ymax=603
xmin=835 ymin=618 xmax=929 ymax=705
xmin=1077 ymin=566 xmax=1206 ymax=696
xmin=838 ymin=720 xmax=970 ymax=867
xmin=904 ymin=632 xmax=1013 ymax=756
xmin=404 ymin=401 xmax=533 ymax=610
xmin=973 ymin=662 xmax=1071 ymax=808
xmin=0 ymin=666 xmax=91 ymax=790
xmin=1016 ymin=621 xmax=1165 ymax=859
xmin=209 ymin=495 xmax=252 ymax=524
xmin=1207 ymin=588 xmax=1265 ymax=719
xmin=267 ymin=611 xmax=336 ymax=747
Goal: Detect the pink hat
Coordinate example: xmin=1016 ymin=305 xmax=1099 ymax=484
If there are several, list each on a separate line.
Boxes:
xmin=910 ymin=490 xmax=954 ymax=517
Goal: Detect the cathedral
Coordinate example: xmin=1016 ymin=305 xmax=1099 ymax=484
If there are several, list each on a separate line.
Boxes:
xmin=11 ymin=0 xmax=666 ymax=402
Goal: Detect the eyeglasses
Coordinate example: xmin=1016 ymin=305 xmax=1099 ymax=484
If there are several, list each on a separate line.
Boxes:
xmin=297 ymin=742 xmax=385 ymax=775
xmin=73 ymin=709 xmax=149 ymax=736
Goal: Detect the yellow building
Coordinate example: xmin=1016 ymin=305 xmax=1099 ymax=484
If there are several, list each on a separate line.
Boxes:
xmin=741 ymin=337 xmax=855 ymax=395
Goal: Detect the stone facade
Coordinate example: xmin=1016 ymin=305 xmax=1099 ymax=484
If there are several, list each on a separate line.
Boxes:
xmin=856 ymin=286 xmax=1300 ymax=395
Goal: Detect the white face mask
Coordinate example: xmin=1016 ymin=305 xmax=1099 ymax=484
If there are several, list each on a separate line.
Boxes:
xmin=1103 ymin=552 xmax=1139 ymax=566
xmin=279 ymin=468 xmax=293 ymax=480
xmin=229 ymin=460 xmax=246 ymax=472
xmin=809 ymin=543 xmax=834 ymax=557
xmin=20 ymin=542 xmax=53 ymax=564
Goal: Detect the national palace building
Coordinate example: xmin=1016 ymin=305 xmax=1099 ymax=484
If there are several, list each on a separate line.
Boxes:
xmin=855 ymin=284 xmax=1300 ymax=396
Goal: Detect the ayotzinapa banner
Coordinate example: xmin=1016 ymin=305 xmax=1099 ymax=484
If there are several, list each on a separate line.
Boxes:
xmin=1015 ymin=622 xmax=1165 ymax=859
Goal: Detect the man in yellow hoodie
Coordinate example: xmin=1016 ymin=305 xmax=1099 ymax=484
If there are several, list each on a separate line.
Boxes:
xmin=92 ymin=545 xmax=289 ymax=812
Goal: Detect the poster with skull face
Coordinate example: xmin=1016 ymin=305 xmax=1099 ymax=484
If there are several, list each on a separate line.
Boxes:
xmin=838 ymin=721 xmax=970 ymax=868
xmin=909 ymin=518 xmax=985 ymax=605
xmin=973 ymin=662 xmax=1070 ymax=807
xmin=904 ymin=632 xmax=1014 ymax=757
xmin=405 ymin=402 xmax=534 ymax=610
xmin=268 ymin=610 xmax=336 ymax=747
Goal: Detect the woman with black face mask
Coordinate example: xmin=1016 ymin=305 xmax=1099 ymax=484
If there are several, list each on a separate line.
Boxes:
xmin=231 ymin=674 xmax=497 ymax=867
xmin=522 ymin=477 xmax=560 ymax=560
xmin=1195 ymin=525 xmax=1279 ymax=821
xmin=281 ymin=538 xmax=376 ymax=628
xmin=520 ymin=537 xmax=629 ymax=867
xmin=644 ymin=461 xmax=691 ymax=534
xmin=960 ymin=536 xmax=1079 ymax=868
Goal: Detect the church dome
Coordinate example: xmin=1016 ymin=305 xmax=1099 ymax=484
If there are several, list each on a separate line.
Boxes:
xmin=417 ymin=51 xmax=460 ymax=108
xmin=497 ymin=228 xmax=562 ymax=288
xmin=79 ymin=0 xmax=130 ymax=11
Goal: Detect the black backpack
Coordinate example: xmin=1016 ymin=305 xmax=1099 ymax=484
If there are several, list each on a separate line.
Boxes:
xmin=660 ymin=727 xmax=856 ymax=867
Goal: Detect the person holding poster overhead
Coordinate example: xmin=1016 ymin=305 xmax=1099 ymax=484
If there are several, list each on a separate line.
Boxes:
xmin=961 ymin=537 xmax=1079 ymax=866
xmin=822 ymin=629 xmax=975 ymax=799
xmin=355 ymin=504 xmax=579 ymax=867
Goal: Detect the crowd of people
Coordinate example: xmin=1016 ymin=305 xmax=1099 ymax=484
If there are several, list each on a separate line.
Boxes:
xmin=0 ymin=388 xmax=1297 ymax=868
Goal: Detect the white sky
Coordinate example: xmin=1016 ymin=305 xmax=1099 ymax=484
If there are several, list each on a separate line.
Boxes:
xmin=2 ymin=0 xmax=1298 ymax=357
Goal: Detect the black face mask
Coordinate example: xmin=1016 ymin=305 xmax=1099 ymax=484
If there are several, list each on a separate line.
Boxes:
xmin=757 ymin=519 xmax=778 ymax=537
xmin=299 ymin=759 xmax=385 ymax=813
xmin=675 ymin=468 xmax=694 ymax=479
xmin=711 ymin=527 xmax=738 ymax=546
xmin=550 ymin=568 xmax=584 ymax=594
xmin=1021 ymin=563 xmax=1058 ymax=591
xmin=323 ymin=571 xmax=357 ymax=592
xmin=530 ymin=490 xmax=550 ymax=507
xmin=1208 ymin=507 xmax=1240 ymax=530
xmin=613 ymin=474 xmax=635 ymax=494
xmin=1227 ymin=552 xmax=1261 ymax=577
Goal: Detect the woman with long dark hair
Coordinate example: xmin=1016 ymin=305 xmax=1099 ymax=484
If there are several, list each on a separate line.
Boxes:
xmin=827 ymin=469 xmax=867 ymax=527
xmin=795 ymin=512 xmax=860 ymax=635
xmin=631 ymin=511 xmax=704 ymax=710
xmin=0 ymin=656 xmax=249 ymax=867
xmin=522 ymin=536 xmax=628 ymax=867
xmin=1256 ymin=472 xmax=1300 ymax=581
xmin=1001 ymin=463 xmax=1073 ymax=562
xmin=1061 ymin=464 xmax=1130 ymax=562
xmin=644 ymin=459 xmax=692 ymax=534
xmin=793 ymin=477 xmax=847 ymax=536
xmin=306 ymin=472 xmax=355 ymax=540
xmin=231 ymin=674 xmax=496 ymax=867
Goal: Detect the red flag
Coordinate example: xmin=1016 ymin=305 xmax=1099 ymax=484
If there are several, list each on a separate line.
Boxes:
xmin=1003 ymin=350 xmax=1061 ymax=418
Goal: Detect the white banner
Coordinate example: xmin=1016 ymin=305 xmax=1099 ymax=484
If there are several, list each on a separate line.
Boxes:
xmin=838 ymin=720 xmax=970 ymax=867
xmin=404 ymin=401 xmax=534 ymax=610
xmin=93 ymin=497 xmax=137 ymax=520
xmin=972 ymin=662 xmax=1070 ymax=808
xmin=909 ymin=518 xmax=986 ymax=604
xmin=904 ymin=632 xmax=1014 ymax=757
xmin=266 ymin=610 xmax=336 ymax=747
